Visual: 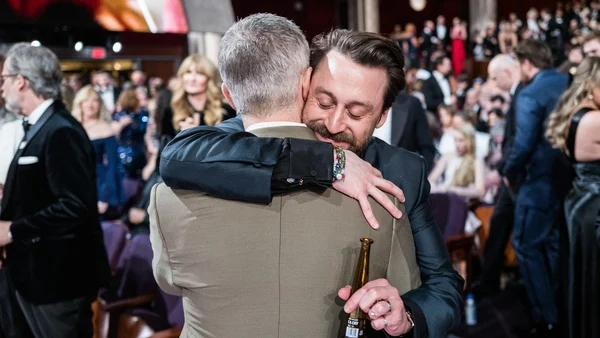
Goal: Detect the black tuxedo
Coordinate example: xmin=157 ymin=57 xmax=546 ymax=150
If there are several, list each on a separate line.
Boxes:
xmin=159 ymin=117 xmax=464 ymax=337
xmin=422 ymin=75 xmax=446 ymax=113
xmin=0 ymin=101 xmax=110 ymax=304
xmin=435 ymin=25 xmax=451 ymax=49
xmin=390 ymin=93 xmax=436 ymax=172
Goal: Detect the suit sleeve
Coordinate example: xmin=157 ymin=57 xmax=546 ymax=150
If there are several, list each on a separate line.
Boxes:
xmin=10 ymin=127 xmax=97 ymax=240
xmin=160 ymin=118 xmax=333 ymax=203
xmin=148 ymin=184 xmax=181 ymax=296
xmin=412 ymin=101 xmax=436 ymax=173
xmin=501 ymin=93 xmax=542 ymax=183
xmin=400 ymin=157 xmax=465 ymax=338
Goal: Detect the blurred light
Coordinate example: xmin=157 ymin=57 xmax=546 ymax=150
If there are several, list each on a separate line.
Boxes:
xmin=112 ymin=42 xmax=122 ymax=53
xmin=31 ymin=40 xmax=41 ymax=47
xmin=294 ymin=1 xmax=303 ymax=11
xmin=114 ymin=62 xmax=122 ymax=71
xmin=74 ymin=41 xmax=83 ymax=52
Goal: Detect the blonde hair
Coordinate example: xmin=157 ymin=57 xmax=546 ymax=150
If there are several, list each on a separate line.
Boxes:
xmin=547 ymin=57 xmax=600 ymax=152
xmin=71 ymin=85 xmax=112 ymax=123
xmin=451 ymin=124 xmax=477 ymax=188
xmin=171 ymin=54 xmax=224 ymax=128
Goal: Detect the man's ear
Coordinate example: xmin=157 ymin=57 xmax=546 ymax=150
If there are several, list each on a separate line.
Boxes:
xmin=221 ymin=83 xmax=236 ymax=110
xmin=376 ymin=107 xmax=391 ymax=129
xmin=301 ymin=67 xmax=313 ymax=102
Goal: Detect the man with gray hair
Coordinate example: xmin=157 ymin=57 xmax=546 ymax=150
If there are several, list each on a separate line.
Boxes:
xmin=475 ymin=54 xmax=524 ymax=298
xmin=0 ymin=43 xmax=110 ymax=337
xmin=150 ymin=13 xmax=424 ymax=337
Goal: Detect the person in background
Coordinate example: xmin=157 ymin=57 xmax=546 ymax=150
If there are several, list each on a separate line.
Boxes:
xmin=546 ymin=57 xmax=600 ymax=338
xmin=60 ymin=82 xmax=75 ymax=112
xmin=453 ymin=111 xmax=491 ymax=160
xmin=436 ymin=104 xmax=458 ymax=156
xmin=451 ymin=17 xmax=467 ymax=76
xmin=71 ymin=85 xmax=125 ymax=219
xmin=0 ymin=42 xmax=110 ymax=338
xmin=171 ymin=54 xmax=235 ymax=131
xmin=112 ymin=88 xmax=148 ymax=180
xmin=428 ymin=123 xmax=486 ymax=203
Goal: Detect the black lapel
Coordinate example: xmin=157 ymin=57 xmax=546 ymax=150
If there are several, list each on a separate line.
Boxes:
xmin=1 ymin=103 xmax=56 ymax=213
xmin=391 ymin=96 xmax=410 ymax=147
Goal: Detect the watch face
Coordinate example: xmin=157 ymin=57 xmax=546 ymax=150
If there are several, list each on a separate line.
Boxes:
xmin=410 ymin=0 xmax=426 ymax=11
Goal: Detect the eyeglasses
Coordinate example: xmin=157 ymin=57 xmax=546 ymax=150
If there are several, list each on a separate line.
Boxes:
xmin=0 ymin=74 xmax=18 ymax=86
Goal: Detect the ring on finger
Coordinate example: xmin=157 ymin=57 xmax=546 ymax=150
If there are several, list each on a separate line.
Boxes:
xmin=386 ymin=299 xmax=392 ymax=313
xmin=383 ymin=318 xmax=388 ymax=327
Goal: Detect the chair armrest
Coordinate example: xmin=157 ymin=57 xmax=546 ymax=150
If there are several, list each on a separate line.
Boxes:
xmin=150 ymin=327 xmax=183 ymax=338
xmin=99 ymin=294 xmax=156 ymax=312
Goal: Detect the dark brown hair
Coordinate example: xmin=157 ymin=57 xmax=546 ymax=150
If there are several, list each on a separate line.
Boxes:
xmin=583 ymin=30 xmax=600 ymax=45
xmin=514 ymin=39 xmax=553 ymax=70
xmin=310 ymin=29 xmax=405 ymax=112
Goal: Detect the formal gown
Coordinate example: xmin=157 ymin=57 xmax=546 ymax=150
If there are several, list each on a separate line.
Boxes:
xmin=564 ymin=107 xmax=600 ymax=338
xmin=451 ymin=29 xmax=466 ymax=76
xmin=91 ymin=136 xmax=126 ymax=210
xmin=114 ymin=108 xmax=148 ymax=179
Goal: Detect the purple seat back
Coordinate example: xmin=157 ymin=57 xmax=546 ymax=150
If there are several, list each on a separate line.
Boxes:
xmin=115 ymin=233 xmax=157 ymax=299
xmin=122 ymin=178 xmax=141 ymax=201
xmin=101 ymin=221 xmax=128 ymax=271
xmin=430 ymin=193 xmax=469 ymax=238
xmin=127 ymin=290 xmax=184 ymax=332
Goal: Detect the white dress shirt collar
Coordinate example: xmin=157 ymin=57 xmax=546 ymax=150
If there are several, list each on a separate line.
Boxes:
xmin=510 ymin=81 xmax=520 ymax=96
xmin=245 ymin=121 xmax=306 ymax=132
xmin=26 ymin=99 xmax=54 ymax=125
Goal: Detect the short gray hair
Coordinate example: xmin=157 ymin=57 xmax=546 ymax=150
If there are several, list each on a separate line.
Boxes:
xmin=6 ymin=43 xmax=63 ymax=100
xmin=488 ymin=54 xmax=519 ymax=72
xmin=218 ymin=13 xmax=309 ymax=116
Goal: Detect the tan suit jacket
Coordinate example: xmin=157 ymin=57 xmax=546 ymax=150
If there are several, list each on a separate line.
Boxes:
xmin=149 ymin=125 xmax=421 ymax=337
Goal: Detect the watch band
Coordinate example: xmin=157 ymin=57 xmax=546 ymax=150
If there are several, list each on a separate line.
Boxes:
xmin=399 ymin=311 xmax=415 ymax=337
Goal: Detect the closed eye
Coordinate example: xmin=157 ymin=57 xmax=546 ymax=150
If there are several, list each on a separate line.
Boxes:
xmin=318 ymin=102 xmax=334 ymax=109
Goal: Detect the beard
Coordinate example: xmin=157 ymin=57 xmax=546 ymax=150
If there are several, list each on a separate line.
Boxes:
xmin=4 ymin=96 xmax=22 ymax=115
xmin=305 ymin=120 xmax=370 ymax=157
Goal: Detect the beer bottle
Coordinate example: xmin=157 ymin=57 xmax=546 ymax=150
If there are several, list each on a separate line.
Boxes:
xmin=344 ymin=237 xmax=373 ymax=338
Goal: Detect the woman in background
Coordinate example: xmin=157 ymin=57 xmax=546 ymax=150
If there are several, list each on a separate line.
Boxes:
xmin=546 ymin=57 xmax=600 ymax=338
xmin=112 ymin=88 xmax=149 ymax=180
xmin=429 ymin=123 xmax=485 ymax=203
xmin=171 ymin=54 xmax=235 ymax=131
xmin=72 ymin=85 xmax=125 ymax=218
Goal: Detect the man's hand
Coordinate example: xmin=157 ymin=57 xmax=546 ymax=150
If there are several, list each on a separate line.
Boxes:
xmin=129 ymin=208 xmax=147 ymax=225
xmin=339 ymin=279 xmax=413 ymax=337
xmin=0 ymin=221 xmax=13 ymax=246
xmin=333 ymin=150 xmax=405 ymax=229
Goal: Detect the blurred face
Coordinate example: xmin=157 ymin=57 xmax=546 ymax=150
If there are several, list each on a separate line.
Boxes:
xmin=437 ymin=16 xmax=445 ymax=25
xmin=584 ymin=39 xmax=600 ymax=57
xmin=510 ymin=13 xmax=517 ymax=21
xmin=453 ymin=17 xmax=460 ymax=26
xmin=426 ymin=21 xmax=435 ymax=30
xmin=465 ymin=91 xmax=479 ymax=106
xmin=438 ymin=58 xmax=452 ymax=75
xmin=182 ymin=66 xmax=208 ymax=96
xmin=569 ymin=48 xmax=584 ymax=63
xmin=453 ymin=115 xmax=466 ymax=128
xmin=97 ymin=73 xmax=111 ymax=88
xmin=488 ymin=65 xmax=513 ymax=92
xmin=131 ymin=71 xmax=146 ymax=86
xmin=81 ymin=92 xmax=101 ymax=121
xmin=454 ymin=131 xmax=469 ymax=155
xmin=302 ymin=51 xmax=388 ymax=155
xmin=439 ymin=108 xmax=453 ymax=128
xmin=1 ymin=59 xmax=22 ymax=114
xmin=570 ymin=19 xmax=579 ymax=30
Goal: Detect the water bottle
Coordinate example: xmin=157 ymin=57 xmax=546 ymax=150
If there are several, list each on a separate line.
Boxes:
xmin=465 ymin=293 xmax=477 ymax=326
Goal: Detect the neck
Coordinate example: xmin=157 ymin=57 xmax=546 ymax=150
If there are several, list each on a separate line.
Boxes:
xmin=242 ymin=108 xmax=302 ymax=130
xmin=20 ymin=94 xmax=47 ymax=117
xmin=529 ymin=67 xmax=541 ymax=80
xmin=187 ymin=92 xmax=207 ymax=111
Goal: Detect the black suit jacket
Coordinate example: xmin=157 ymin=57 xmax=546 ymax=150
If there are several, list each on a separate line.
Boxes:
xmin=497 ymin=82 xmax=524 ymax=175
xmin=422 ymin=76 xmax=445 ymax=113
xmin=390 ymin=93 xmax=436 ymax=172
xmin=160 ymin=117 xmax=464 ymax=338
xmin=0 ymin=101 xmax=110 ymax=304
